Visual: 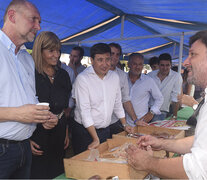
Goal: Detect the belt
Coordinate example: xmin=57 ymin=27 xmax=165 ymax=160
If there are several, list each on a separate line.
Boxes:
xmin=161 ymin=111 xmax=168 ymax=113
xmin=0 ymin=138 xmax=27 ymax=144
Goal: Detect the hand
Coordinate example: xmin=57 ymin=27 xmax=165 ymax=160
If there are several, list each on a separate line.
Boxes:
xmin=137 ymin=135 xmax=163 ymax=151
xmin=64 ymin=127 xmax=69 ymax=150
xmin=88 ymin=138 xmax=100 ymax=150
xmin=178 ymin=94 xmax=198 ymax=107
xmin=125 ymin=144 xmax=153 ymax=171
xmin=16 ymin=104 xmax=50 ymax=123
xmin=124 ymin=125 xmax=134 ymax=134
xmin=136 ymin=120 xmax=148 ymax=126
xmin=139 ymin=112 xmax=154 ymax=123
xmin=64 ymin=108 xmax=71 ymax=118
xmin=42 ymin=112 xmax=58 ymax=129
xmin=30 ymin=140 xmax=44 ymax=156
xmin=170 ymin=115 xmax=177 ymax=120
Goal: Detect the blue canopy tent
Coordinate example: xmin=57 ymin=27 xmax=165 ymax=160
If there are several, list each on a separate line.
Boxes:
xmin=1 ymin=0 xmax=207 ymax=68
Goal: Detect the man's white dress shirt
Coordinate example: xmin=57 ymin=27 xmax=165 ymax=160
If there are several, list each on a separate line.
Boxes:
xmin=183 ymin=88 xmax=207 ymax=179
xmin=111 ymin=67 xmax=130 ymax=124
xmin=72 ymin=66 xmax=125 ymax=129
xmin=148 ymin=69 xmax=182 ymax=112
xmin=126 ymin=74 xmax=163 ymax=126
xmin=0 ymin=30 xmax=38 ymax=140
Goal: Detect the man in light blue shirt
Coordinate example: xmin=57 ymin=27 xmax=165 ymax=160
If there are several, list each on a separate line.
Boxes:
xmin=126 ymin=53 xmax=163 ymax=126
xmin=0 ymin=0 xmax=57 ymax=178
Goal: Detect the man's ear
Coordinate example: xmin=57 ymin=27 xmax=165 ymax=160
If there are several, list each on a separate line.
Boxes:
xmin=7 ymin=9 xmax=16 ymax=23
xmin=90 ymin=57 xmax=94 ymax=65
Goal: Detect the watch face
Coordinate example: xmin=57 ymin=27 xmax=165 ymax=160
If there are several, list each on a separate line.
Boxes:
xmin=193 ymin=104 xmax=198 ymax=110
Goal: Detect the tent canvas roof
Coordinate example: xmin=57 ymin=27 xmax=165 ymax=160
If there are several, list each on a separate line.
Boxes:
xmin=1 ymin=0 xmax=207 ymax=63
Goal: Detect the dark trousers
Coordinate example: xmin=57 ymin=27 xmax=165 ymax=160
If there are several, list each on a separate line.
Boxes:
xmin=72 ymin=121 xmax=110 ymax=155
xmin=0 ymin=139 xmax=32 ymax=179
xmin=109 ymin=120 xmax=123 ymax=138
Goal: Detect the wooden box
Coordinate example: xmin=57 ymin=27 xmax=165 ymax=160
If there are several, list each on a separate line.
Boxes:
xmin=64 ymin=137 xmax=148 ymax=179
xmin=116 ymin=125 xmax=184 ymax=139
xmin=64 ymin=126 xmax=184 ymax=179
xmin=115 ymin=125 xmax=185 ymax=157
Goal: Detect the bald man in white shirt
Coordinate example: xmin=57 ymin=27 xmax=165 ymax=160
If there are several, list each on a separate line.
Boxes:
xmin=72 ymin=43 xmax=133 ymax=154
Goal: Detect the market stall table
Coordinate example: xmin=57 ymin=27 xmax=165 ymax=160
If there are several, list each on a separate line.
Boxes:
xmin=54 ymin=106 xmax=194 ymax=179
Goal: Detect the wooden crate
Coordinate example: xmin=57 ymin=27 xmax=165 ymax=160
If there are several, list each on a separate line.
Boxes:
xmin=64 ymin=126 xmax=184 ymax=179
xmin=116 ymin=125 xmax=185 ymax=139
xmin=64 ymin=137 xmax=148 ymax=179
xmin=114 ymin=125 xmax=185 ymax=157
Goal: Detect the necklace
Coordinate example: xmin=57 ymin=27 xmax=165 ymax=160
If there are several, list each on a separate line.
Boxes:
xmin=47 ymin=74 xmax=55 ymax=80
xmin=44 ymin=72 xmax=55 ymax=80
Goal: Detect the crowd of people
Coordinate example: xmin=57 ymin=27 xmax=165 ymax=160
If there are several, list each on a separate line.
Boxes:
xmin=0 ymin=0 xmax=207 ymax=179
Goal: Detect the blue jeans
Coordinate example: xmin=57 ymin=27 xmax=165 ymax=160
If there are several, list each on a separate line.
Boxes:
xmin=150 ymin=112 xmax=168 ymax=123
xmin=0 ymin=139 xmax=32 ymax=179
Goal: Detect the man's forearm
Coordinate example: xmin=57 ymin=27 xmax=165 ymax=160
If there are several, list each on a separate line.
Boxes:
xmin=87 ymin=125 xmax=99 ymax=141
xmin=123 ymin=101 xmax=137 ymax=121
xmin=172 ymin=101 xmax=180 ymax=117
xmin=148 ymin=156 xmax=187 ymax=179
xmin=161 ymin=136 xmax=193 ymax=154
xmin=0 ymin=107 xmax=19 ymax=122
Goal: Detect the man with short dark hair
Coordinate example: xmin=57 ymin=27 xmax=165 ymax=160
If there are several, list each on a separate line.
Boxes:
xmin=148 ymin=53 xmax=182 ymax=121
xmin=0 ymin=0 xmax=57 ymax=178
xmin=126 ymin=30 xmax=207 ymax=180
xmin=149 ymin=56 xmax=159 ymax=71
xmin=68 ymin=46 xmax=86 ymax=76
xmin=108 ymin=43 xmax=144 ymax=137
xmin=72 ymin=43 xmax=133 ymax=154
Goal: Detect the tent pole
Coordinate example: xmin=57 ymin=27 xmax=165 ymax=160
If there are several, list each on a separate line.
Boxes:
xmin=121 ymin=15 xmax=125 ymax=39
xmin=178 ymin=32 xmax=184 ymax=74
xmin=172 ymin=42 xmax=176 ymax=59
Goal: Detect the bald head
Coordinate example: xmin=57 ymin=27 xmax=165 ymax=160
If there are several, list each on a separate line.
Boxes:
xmin=2 ymin=0 xmax=41 ymax=51
xmin=4 ymin=0 xmax=39 ymax=23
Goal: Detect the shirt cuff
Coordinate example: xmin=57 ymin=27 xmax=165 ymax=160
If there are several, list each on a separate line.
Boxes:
xmin=150 ymin=107 xmax=161 ymax=115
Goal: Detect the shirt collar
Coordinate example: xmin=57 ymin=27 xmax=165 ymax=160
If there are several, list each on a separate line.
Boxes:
xmin=127 ymin=73 xmax=143 ymax=84
xmin=87 ymin=65 xmax=111 ymax=79
xmin=0 ymin=30 xmax=27 ymax=53
xmin=204 ymin=88 xmax=207 ymax=103
xmin=156 ymin=69 xmax=172 ymax=77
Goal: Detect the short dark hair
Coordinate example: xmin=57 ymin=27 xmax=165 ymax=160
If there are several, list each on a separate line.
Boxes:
xmin=108 ymin=43 xmax=122 ymax=55
xmin=189 ymin=30 xmax=207 ymax=48
xmin=72 ymin=46 xmax=84 ymax=57
xmin=149 ymin=56 xmax=159 ymax=66
xmin=129 ymin=53 xmax=144 ymax=62
xmin=90 ymin=43 xmax=111 ymax=59
xmin=158 ymin=53 xmax=172 ymax=64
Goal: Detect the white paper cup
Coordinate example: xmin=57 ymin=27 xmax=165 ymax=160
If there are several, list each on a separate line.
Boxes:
xmin=36 ymin=102 xmax=49 ymax=106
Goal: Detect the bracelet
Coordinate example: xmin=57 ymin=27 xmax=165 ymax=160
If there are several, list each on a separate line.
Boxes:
xmin=134 ymin=118 xmax=139 ymax=125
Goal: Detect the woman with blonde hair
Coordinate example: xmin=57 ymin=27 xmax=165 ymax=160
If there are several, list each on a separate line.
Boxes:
xmin=30 ymin=31 xmax=72 ymax=179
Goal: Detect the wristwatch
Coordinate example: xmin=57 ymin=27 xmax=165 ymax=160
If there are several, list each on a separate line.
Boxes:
xmin=192 ymin=104 xmax=198 ymax=110
xmin=172 ymin=115 xmax=177 ymax=119
xmin=150 ymin=110 xmax=155 ymax=115
xmin=122 ymin=123 xmax=129 ymax=128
